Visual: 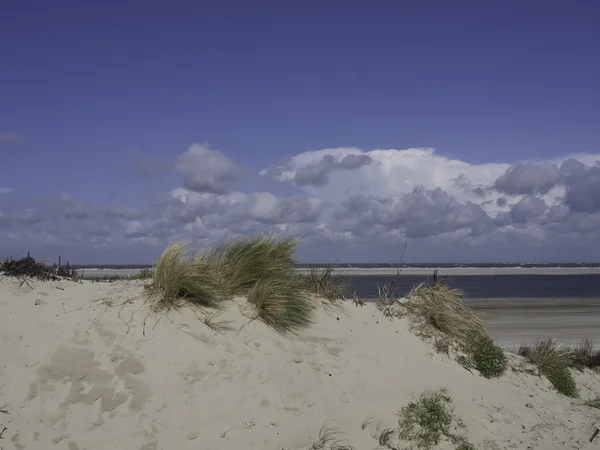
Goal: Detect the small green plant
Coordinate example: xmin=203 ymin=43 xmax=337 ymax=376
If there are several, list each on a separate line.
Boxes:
xmin=524 ymin=339 xmax=578 ymax=397
xmin=544 ymin=365 xmax=578 ymax=397
xmin=362 ymin=389 xmax=470 ymax=450
xmin=397 ymin=389 xmax=456 ymax=449
xmin=584 ymin=396 xmax=600 ymax=409
xmin=468 ymin=335 xmax=507 ymax=378
xmin=455 ymin=441 xmax=477 ymax=450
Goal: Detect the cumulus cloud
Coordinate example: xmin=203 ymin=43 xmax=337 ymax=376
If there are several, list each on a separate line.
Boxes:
xmin=335 ymin=187 xmax=494 ymax=239
xmin=493 ymin=162 xmax=561 ymax=196
xmin=563 ymin=164 xmax=600 ymax=213
xmin=175 ymin=143 xmax=239 ymax=194
xmin=5 ymin=144 xmax=600 ymax=263
xmin=262 ymin=150 xmax=373 ymax=187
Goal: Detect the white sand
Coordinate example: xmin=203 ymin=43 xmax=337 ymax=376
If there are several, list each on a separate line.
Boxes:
xmin=1 ymin=278 xmax=600 ymax=449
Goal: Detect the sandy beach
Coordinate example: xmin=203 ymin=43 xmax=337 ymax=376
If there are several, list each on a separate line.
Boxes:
xmin=1 ymin=277 xmax=600 ymax=449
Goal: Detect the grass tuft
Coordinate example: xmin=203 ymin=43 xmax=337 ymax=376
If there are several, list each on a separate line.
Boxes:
xmin=303 ymin=265 xmax=347 ymax=301
xmin=208 ymin=233 xmax=297 ymax=297
xmin=519 ymin=338 xmax=578 ymax=397
xmin=148 ymin=242 xmax=221 ymax=309
xmin=309 ymin=421 xmax=355 ymax=450
xmin=247 ymin=276 xmax=314 ymax=334
xmin=404 ymin=282 xmax=486 ymax=346
xmin=571 ymin=338 xmax=600 ymax=370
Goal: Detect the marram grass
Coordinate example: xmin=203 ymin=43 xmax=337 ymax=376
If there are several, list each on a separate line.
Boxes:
xmin=148 ymin=241 xmax=222 ymax=309
xmin=149 ymin=234 xmax=315 ymax=334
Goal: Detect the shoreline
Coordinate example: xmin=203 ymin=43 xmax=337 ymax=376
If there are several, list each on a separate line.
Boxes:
xmin=81 ymin=266 xmax=600 ymax=278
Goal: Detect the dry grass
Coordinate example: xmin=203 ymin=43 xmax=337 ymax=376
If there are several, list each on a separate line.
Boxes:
xmin=208 ymin=234 xmax=297 ymax=297
xmin=247 ymin=275 xmax=314 ymax=334
xmin=147 ymin=242 xmax=222 ymax=309
xmin=404 ymin=282 xmax=486 ymax=346
xmin=303 ymin=265 xmax=347 ymax=301
xmin=309 ymin=421 xmax=355 ymax=450
xmin=376 ymin=280 xmax=405 ymax=319
xmin=571 ymin=338 xmax=600 ymax=370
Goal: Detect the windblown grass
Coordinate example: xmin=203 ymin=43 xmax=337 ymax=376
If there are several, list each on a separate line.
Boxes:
xmin=518 ymin=338 xmax=578 ymax=397
xmin=211 ymin=234 xmax=315 ymax=334
xmin=148 ymin=242 xmax=222 ymax=309
xmin=246 ymin=273 xmax=314 ymax=334
xmin=208 ymin=234 xmax=297 ymax=297
xmin=147 ymin=234 xmax=321 ymax=334
xmin=309 ymin=421 xmax=355 ymax=450
xmin=404 ymin=282 xmax=486 ymax=345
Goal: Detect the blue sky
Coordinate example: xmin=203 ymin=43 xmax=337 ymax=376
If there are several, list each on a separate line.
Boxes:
xmin=1 ymin=1 xmax=600 ymax=264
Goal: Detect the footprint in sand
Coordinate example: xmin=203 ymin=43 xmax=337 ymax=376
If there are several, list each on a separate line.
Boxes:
xmin=29 ymin=346 xmax=153 ymax=427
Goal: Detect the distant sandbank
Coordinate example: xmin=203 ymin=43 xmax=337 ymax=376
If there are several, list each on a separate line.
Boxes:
xmin=82 ymin=266 xmax=600 ymax=278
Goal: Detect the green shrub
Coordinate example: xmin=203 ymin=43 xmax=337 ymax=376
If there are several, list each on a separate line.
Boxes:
xmin=544 ymin=365 xmax=578 ymax=397
xmin=584 ymin=396 xmax=600 ymax=409
xmin=397 ymin=389 xmax=456 ymax=450
xmin=469 ymin=335 xmax=507 ymax=378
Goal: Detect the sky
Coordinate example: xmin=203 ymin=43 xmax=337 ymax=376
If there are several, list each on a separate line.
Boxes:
xmin=1 ymin=1 xmax=600 ymax=264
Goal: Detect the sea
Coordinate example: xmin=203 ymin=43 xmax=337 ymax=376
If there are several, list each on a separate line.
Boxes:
xmin=75 ymin=263 xmax=600 ymax=299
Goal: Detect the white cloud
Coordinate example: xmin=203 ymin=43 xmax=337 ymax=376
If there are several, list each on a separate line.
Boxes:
xmin=0 ymin=188 xmax=11 ymax=194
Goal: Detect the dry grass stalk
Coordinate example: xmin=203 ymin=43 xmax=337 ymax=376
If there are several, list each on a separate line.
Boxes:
xmin=303 ymin=265 xmax=346 ymax=300
xmin=148 ymin=242 xmax=221 ymax=310
xmin=404 ymin=282 xmax=485 ymax=346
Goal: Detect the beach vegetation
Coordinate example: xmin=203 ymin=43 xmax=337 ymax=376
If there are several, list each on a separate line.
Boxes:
xmin=468 ymin=334 xmax=507 ymax=379
xmin=135 ymin=268 xmax=153 ymax=280
xmin=404 ymin=282 xmax=486 ymax=345
xmin=519 ymin=338 xmax=578 ymax=397
xmin=302 ymin=265 xmax=347 ymax=301
xmin=148 ymin=234 xmax=315 ymax=334
xmin=147 ymin=241 xmax=222 ymax=309
xmin=363 ymin=389 xmax=471 ymax=450
xmin=584 ymin=396 xmax=600 ymax=409
xmin=207 ymin=234 xmax=297 ymax=297
xmin=309 ymin=421 xmax=355 ymax=450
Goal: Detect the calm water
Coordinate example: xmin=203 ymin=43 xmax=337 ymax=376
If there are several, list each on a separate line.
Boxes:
xmin=338 ymin=274 xmax=600 ymax=299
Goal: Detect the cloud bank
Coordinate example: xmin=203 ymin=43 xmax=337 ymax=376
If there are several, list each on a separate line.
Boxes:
xmin=2 ymin=144 xmax=600 ymax=263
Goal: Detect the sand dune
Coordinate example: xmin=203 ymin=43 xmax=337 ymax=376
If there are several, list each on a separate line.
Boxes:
xmin=1 ymin=278 xmax=600 ymax=449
